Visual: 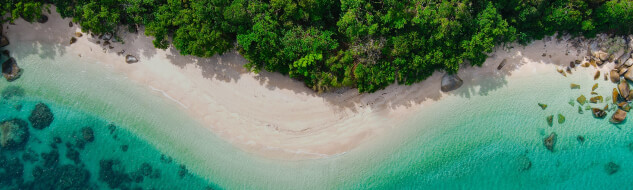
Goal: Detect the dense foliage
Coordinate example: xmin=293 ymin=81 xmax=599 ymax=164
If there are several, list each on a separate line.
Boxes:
xmin=2 ymin=0 xmax=633 ymax=92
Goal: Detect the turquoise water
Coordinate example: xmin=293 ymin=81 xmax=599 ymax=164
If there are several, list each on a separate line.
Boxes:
xmin=346 ymin=68 xmax=633 ymax=189
xmin=0 ymin=96 xmax=216 ymax=189
xmin=2 ymin=40 xmax=633 ymax=189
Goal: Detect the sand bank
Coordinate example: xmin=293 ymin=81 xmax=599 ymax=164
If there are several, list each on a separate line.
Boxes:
xmin=3 ymin=8 xmax=605 ymax=160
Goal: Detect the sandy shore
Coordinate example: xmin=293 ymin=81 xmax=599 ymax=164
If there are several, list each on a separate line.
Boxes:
xmin=3 ymin=8 xmax=608 ymax=160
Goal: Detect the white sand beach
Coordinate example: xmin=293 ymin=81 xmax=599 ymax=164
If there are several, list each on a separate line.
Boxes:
xmin=4 ymin=7 xmax=610 ymax=160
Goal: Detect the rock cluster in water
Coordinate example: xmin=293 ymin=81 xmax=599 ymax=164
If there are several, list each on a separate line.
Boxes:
xmin=0 ymin=119 xmax=30 ymax=150
xmin=0 ymin=98 xmax=214 ymax=189
xmin=540 ymin=34 xmax=633 ymax=152
xmin=28 ymin=103 xmax=55 ymax=130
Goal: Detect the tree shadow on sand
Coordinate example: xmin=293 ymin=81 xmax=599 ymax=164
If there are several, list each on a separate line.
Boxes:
xmin=158 ymin=35 xmax=591 ymax=115
xmin=4 ymin=11 xmax=593 ymax=116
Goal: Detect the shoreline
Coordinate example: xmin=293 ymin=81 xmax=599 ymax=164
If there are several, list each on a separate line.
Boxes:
xmin=3 ymin=8 xmax=613 ymax=160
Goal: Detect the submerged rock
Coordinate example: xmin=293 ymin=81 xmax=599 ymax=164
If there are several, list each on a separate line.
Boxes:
xmin=547 ymin=115 xmax=554 ymax=126
xmin=590 ymin=96 xmax=603 ymax=103
xmin=538 ymin=103 xmax=547 ymax=110
xmin=610 ymin=109 xmax=627 ymax=124
xmin=544 ymin=132 xmax=557 ymax=152
xmin=99 ymin=159 xmax=132 ymax=189
xmin=56 ymin=165 xmax=91 ymax=189
xmin=577 ymin=95 xmax=587 ymax=105
xmin=440 ymin=74 xmax=463 ymax=92
xmin=592 ymin=108 xmax=607 ymax=118
xmin=0 ymin=119 xmax=30 ymax=149
xmin=125 ymin=55 xmax=138 ymax=64
xmin=65 ymin=148 xmax=80 ymax=164
xmin=594 ymin=71 xmax=601 ymax=80
xmin=592 ymin=83 xmax=599 ymax=91
xmin=605 ymin=162 xmax=620 ymax=175
xmin=577 ymin=135 xmax=585 ymax=143
xmin=28 ymin=103 xmax=54 ymax=129
xmin=517 ymin=155 xmax=532 ymax=171
xmin=571 ymin=83 xmax=580 ymax=89
xmin=558 ymin=114 xmax=565 ymax=124
xmin=139 ymin=163 xmax=153 ymax=176
xmin=2 ymin=85 xmax=25 ymax=100
xmin=81 ymin=127 xmax=94 ymax=142
xmin=2 ymin=58 xmax=22 ymax=81
xmin=578 ymin=106 xmax=584 ymax=114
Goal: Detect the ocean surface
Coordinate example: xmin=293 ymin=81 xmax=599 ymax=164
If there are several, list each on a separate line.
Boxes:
xmin=1 ymin=41 xmax=632 ymax=189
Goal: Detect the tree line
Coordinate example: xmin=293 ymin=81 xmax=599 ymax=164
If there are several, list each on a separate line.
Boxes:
xmin=2 ymin=0 xmax=633 ymax=93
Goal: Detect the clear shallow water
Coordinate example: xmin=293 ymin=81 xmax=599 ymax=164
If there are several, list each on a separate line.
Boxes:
xmin=3 ymin=41 xmax=633 ymax=189
xmin=0 ymin=97 xmax=216 ymax=189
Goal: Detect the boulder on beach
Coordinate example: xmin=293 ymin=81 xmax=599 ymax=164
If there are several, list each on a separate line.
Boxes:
xmin=570 ymin=61 xmax=575 ymax=68
xmin=102 ymin=33 xmax=113 ymax=41
xmin=70 ymin=37 xmax=77 ymax=44
xmin=0 ymin=35 xmax=9 ymax=48
xmin=610 ymin=109 xmax=627 ymax=124
xmin=592 ymin=108 xmax=607 ymax=118
xmin=619 ymin=79 xmax=630 ymax=99
xmin=619 ymin=67 xmax=629 ymax=76
xmin=497 ymin=59 xmax=507 ymax=70
xmin=0 ymin=118 xmax=30 ymax=149
xmin=571 ymin=83 xmax=580 ymax=89
xmin=2 ymin=58 xmax=22 ymax=82
xmin=75 ymin=32 xmax=83 ymax=38
xmin=544 ymin=132 xmax=557 ymax=152
xmin=625 ymin=59 xmax=633 ymax=67
xmin=625 ymin=69 xmax=633 ymax=82
xmin=37 ymin=15 xmax=48 ymax=23
xmin=594 ymin=50 xmax=609 ymax=62
xmin=69 ymin=22 xmax=73 ymax=27
xmin=441 ymin=74 xmax=463 ymax=92
xmin=617 ymin=50 xmax=632 ymax=65
xmin=610 ymin=70 xmax=620 ymax=83
xmin=28 ymin=103 xmax=54 ymax=129
xmin=125 ymin=55 xmax=138 ymax=64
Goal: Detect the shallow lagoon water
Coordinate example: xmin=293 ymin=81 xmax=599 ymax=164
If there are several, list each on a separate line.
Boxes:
xmin=2 ymin=41 xmax=633 ymax=189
